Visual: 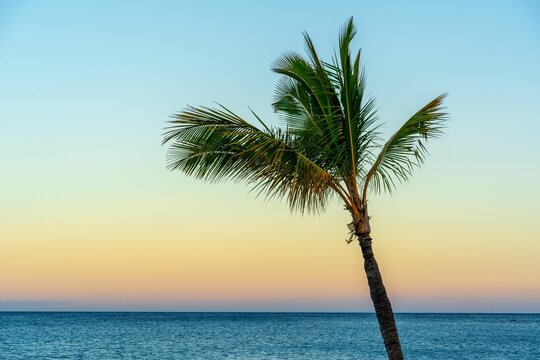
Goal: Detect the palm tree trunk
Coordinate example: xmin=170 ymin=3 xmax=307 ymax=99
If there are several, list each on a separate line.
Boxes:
xmin=358 ymin=233 xmax=404 ymax=360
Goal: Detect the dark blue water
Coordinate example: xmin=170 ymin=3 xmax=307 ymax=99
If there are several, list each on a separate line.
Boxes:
xmin=0 ymin=313 xmax=538 ymax=359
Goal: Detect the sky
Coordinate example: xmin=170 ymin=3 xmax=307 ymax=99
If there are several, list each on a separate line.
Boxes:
xmin=1 ymin=0 xmax=539 ymax=312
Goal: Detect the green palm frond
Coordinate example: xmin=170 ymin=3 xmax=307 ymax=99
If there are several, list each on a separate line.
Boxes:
xmin=272 ymin=76 xmax=316 ymax=133
xmin=272 ymin=77 xmax=343 ymax=175
xmin=362 ymin=93 xmax=448 ymax=198
xmin=272 ymin=17 xmax=381 ymax=188
xmin=334 ymin=18 xmax=381 ymax=179
xmin=163 ymin=105 xmax=351 ymax=214
xmin=271 ymin=51 xmax=348 ymax=174
xmin=336 ymin=17 xmax=361 ymax=180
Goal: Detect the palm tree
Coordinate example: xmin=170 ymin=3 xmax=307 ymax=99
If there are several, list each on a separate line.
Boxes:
xmin=163 ymin=17 xmax=447 ymax=360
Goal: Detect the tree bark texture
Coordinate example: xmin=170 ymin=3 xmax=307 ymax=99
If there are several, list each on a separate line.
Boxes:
xmin=358 ymin=233 xmax=404 ymax=360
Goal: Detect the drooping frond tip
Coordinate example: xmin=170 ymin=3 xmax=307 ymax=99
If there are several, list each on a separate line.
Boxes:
xmin=162 ymin=105 xmax=349 ymax=214
xmin=362 ymin=93 xmax=449 ymax=198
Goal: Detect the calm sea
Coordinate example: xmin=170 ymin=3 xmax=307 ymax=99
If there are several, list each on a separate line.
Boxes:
xmin=0 ymin=312 xmax=538 ymax=359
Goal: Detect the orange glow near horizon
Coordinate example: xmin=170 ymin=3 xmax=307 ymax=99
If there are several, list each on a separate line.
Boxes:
xmin=2 ymin=190 xmax=539 ymax=311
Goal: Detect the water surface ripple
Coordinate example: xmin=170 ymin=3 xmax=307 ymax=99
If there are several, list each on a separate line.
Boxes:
xmin=0 ymin=312 xmax=538 ymax=359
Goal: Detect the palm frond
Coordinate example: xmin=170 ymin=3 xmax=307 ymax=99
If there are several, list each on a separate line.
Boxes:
xmin=163 ymin=105 xmax=351 ymax=214
xmin=362 ymin=93 xmax=448 ymax=198
xmin=272 ymin=76 xmax=318 ymax=134
xmin=335 ymin=17 xmax=360 ymax=182
xmin=272 ymin=18 xmax=381 ymax=188
xmin=271 ymin=52 xmax=350 ymax=176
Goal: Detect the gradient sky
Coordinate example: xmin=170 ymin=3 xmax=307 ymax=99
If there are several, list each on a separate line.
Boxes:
xmin=1 ymin=0 xmax=539 ymax=312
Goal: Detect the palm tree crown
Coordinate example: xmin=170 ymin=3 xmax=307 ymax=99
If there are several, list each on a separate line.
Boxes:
xmin=163 ymin=17 xmax=447 ymax=220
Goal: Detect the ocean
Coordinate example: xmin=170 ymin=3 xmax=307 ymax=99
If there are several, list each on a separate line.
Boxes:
xmin=0 ymin=312 xmax=538 ymax=359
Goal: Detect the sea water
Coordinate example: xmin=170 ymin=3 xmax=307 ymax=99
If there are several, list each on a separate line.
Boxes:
xmin=0 ymin=312 xmax=538 ymax=359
